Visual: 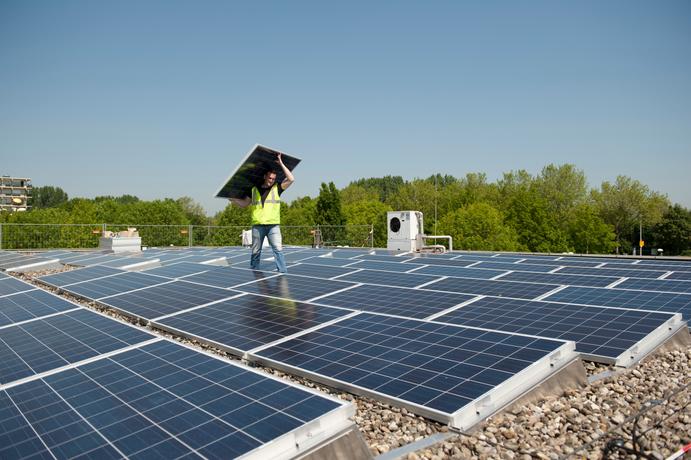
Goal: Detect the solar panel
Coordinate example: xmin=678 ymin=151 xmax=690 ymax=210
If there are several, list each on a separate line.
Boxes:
xmin=251 ymin=312 xmax=575 ymax=429
xmin=316 ymin=284 xmax=477 ymax=319
xmin=337 ymin=269 xmax=442 ymax=288
xmin=1 ymin=340 xmax=352 ymax=460
xmin=412 ymin=265 xmax=508 ymax=280
xmin=517 ymin=259 xmax=602 ymax=268
xmin=0 ymin=290 xmax=81 ymax=328
xmin=98 ymin=281 xmax=238 ymax=321
xmin=0 ymin=273 xmax=8 ymax=280
xmin=0 ymin=256 xmax=59 ymax=271
xmin=294 ymin=257 xmax=360 ymax=267
xmin=182 ymin=266 xmax=273 ymax=289
xmin=214 ymin=144 xmax=301 ymax=200
xmin=0 ymin=278 xmax=36 ymax=297
xmin=153 ymin=294 xmax=355 ymax=355
xmin=423 ymin=277 xmax=561 ymax=300
xmin=0 ymin=309 xmax=155 ymax=385
xmin=349 ymin=260 xmax=425 ymax=272
xmin=38 ymin=266 xmax=124 ymax=288
xmin=141 ymin=261 xmax=212 ymax=279
xmin=613 ymin=278 xmax=691 ymax=294
xmin=541 ymin=286 xmax=691 ymax=319
xmin=606 ymin=261 xmax=691 ymax=272
xmin=555 ymin=266 xmax=667 ymax=279
xmin=499 ymin=271 xmax=622 ymax=288
xmin=285 ymin=263 xmax=358 ymax=279
xmin=470 ymin=261 xmax=556 ymax=273
xmin=61 ymin=272 xmax=170 ymax=300
xmin=62 ymin=254 xmax=121 ymax=266
xmin=666 ymin=272 xmax=691 ymax=281
xmin=235 ymin=274 xmax=357 ymax=302
xmin=434 ymin=296 xmax=682 ymax=365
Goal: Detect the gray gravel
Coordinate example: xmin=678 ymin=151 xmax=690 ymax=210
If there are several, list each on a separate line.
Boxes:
xmin=13 ymin=268 xmax=691 ymax=460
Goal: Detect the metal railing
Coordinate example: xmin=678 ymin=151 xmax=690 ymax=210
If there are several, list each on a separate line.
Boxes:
xmin=0 ymin=223 xmax=374 ymax=250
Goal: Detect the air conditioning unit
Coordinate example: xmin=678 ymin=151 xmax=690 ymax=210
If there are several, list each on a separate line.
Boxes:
xmin=387 ymin=211 xmax=423 ymax=252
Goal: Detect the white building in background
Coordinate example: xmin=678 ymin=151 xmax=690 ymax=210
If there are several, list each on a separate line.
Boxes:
xmin=0 ymin=176 xmax=32 ymax=212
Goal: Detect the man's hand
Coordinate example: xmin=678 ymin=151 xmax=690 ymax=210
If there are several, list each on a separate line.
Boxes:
xmin=276 ymin=152 xmax=284 ymax=165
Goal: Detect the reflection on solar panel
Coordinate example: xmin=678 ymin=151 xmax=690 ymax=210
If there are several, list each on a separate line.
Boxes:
xmin=435 ymin=297 xmax=682 ymax=365
xmin=0 ymin=290 xmax=80 ymax=327
xmin=181 ymin=266 xmax=273 ymax=289
xmin=542 ymin=286 xmax=691 ymax=319
xmin=0 ymin=278 xmax=36 ymax=297
xmin=0 ymin=256 xmax=59 ymax=271
xmin=347 ymin=260 xmax=417 ymax=273
xmin=612 ymin=278 xmax=691 ymax=294
xmin=38 ymin=266 xmax=123 ymax=287
xmin=98 ymin=281 xmax=237 ymax=321
xmin=338 ymin=269 xmax=442 ymax=288
xmin=142 ymin=261 xmax=212 ymax=279
xmin=0 ymin=309 xmax=155 ymax=384
xmin=61 ymin=272 xmax=170 ymax=300
xmin=235 ymin=275 xmax=357 ymax=302
xmin=555 ymin=266 xmax=667 ymax=279
xmin=423 ymin=277 xmax=560 ymax=300
xmin=286 ymin=263 xmax=358 ymax=279
xmin=666 ymin=272 xmax=691 ymax=281
xmin=252 ymin=312 xmax=575 ymax=429
xmin=471 ymin=261 xmax=556 ymax=273
xmin=412 ymin=265 xmax=508 ymax=280
xmin=499 ymin=271 xmax=621 ymax=288
xmin=295 ymin=257 xmax=360 ymax=267
xmin=1 ymin=340 xmax=352 ymax=460
xmin=154 ymin=294 xmax=355 ymax=354
xmin=316 ymin=284 xmax=477 ymax=319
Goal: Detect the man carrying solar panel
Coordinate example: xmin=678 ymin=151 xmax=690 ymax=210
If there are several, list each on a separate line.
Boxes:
xmin=229 ymin=153 xmax=294 ymax=272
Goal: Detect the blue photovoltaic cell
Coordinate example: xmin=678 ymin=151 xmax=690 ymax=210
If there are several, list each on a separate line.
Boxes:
xmin=349 ymin=260 xmax=424 ymax=273
xmin=316 ymin=284 xmax=476 ymax=319
xmin=423 ymin=277 xmax=560 ymax=300
xmin=0 ymin=290 xmax=80 ymax=327
xmin=0 ymin=278 xmax=36 ymax=297
xmin=542 ymin=286 xmax=691 ymax=319
xmin=63 ymin=254 xmax=121 ymax=266
xmin=614 ymin=278 xmax=691 ymax=294
xmin=0 ymin=309 xmax=155 ymax=384
xmin=517 ymin=259 xmax=602 ymax=268
xmin=38 ymin=266 xmax=124 ymax=288
xmin=555 ymin=266 xmax=667 ymax=279
xmin=604 ymin=261 xmax=691 ymax=272
xmin=0 ymin=273 xmax=8 ymax=280
xmin=285 ymin=263 xmax=358 ymax=279
xmin=284 ymin=251 xmax=329 ymax=263
xmin=666 ymin=272 xmax=691 ymax=281
xmin=293 ymin=257 xmax=360 ymax=267
xmin=452 ymin=255 xmax=516 ymax=263
xmin=155 ymin=294 xmax=353 ymax=353
xmin=470 ymin=261 xmax=556 ymax=273
xmin=0 ymin=256 xmax=56 ymax=270
xmin=492 ymin=253 xmax=556 ymax=261
xmin=337 ymin=269 xmax=442 ymax=288
xmin=436 ymin=296 xmax=676 ymax=360
xmin=98 ymin=281 xmax=237 ymax=320
xmin=1 ymin=340 xmax=347 ymax=460
xmin=142 ymin=262 xmax=213 ymax=279
xmin=183 ymin=266 xmax=272 ymax=289
xmin=411 ymin=265 xmax=508 ymax=280
xmin=499 ymin=271 xmax=621 ymax=288
xmin=255 ymin=313 xmax=564 ymax=416
xmin=236 ymin=274 xmax=356 ymax=302
xmin=61 ymin=272 xmax=170 ymax=300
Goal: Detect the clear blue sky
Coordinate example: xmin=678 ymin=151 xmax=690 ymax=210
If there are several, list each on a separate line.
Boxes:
xmin=2 ymin=1 xmax=690 ymax=216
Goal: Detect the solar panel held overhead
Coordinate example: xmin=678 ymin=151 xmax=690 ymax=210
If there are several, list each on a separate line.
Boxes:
xmin=214 ymin=144 xmax=301 ymax=200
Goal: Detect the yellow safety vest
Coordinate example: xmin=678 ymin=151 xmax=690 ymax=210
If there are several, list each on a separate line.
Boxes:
xmin=251 ymin=185 xmax=281 ymax=225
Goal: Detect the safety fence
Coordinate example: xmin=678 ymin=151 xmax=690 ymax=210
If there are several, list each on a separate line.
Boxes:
xmin=0 ymin=223 xmax=374 ymax=250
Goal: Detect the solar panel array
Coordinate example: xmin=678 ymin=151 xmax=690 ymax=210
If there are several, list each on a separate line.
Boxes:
xmin=2 ymin=245 xmax=690 ymax=453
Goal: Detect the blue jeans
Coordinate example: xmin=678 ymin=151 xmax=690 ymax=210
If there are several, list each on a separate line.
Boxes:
xmin=251 ymin=224 xmax=287 ymax=273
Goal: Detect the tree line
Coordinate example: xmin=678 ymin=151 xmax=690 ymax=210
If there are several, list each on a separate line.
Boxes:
xmin=3 ymin=164 xmax=690 ymax=255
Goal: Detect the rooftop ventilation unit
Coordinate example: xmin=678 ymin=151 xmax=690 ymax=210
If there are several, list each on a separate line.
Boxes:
xmin=387 ymin=211 xmax=423 ymax=252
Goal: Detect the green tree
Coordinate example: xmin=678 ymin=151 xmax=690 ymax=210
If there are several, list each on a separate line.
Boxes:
xmin=315 ymin=182 xmax=347 ymax=245
xmin=339 ymin=184 xmax=380 ymax=206
xmin=592 ymin=176 xmax=670 ymax=253
xmin=534 ymin=164 xmax=587 ymax=224
xmin=31 ymin=186 xmax=68 ymax=208
xmin=351 ymin=175 xmax=405 ymax=202
xmin=176 ymin=196 xmax=208 ymax=226
xmin=566 ymin=203 xmax=617 ymax=254
xmin=437 ymin=202 xmax=521 ymax=251
xmin=649 ymin=204 xmax=691 ymax=256
xmin=343 ymin=199 xmax=392 ymax=247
